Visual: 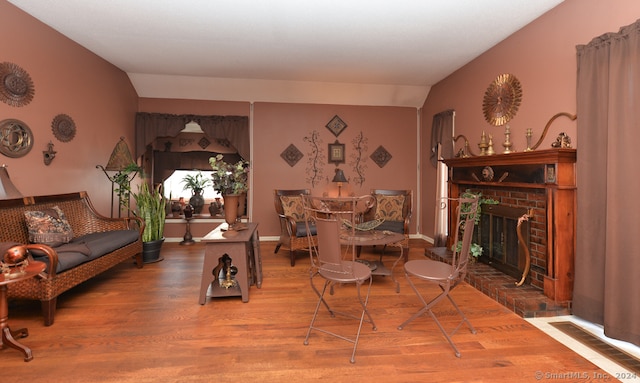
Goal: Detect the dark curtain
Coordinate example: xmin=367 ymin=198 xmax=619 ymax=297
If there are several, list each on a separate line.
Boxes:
xmin=135 ymin=113 xmax=250 ymax=160
xmin=430 ymin=109 xmax=455 ymax=168
xmin=574 ymin=19 xmax=640 ymax=346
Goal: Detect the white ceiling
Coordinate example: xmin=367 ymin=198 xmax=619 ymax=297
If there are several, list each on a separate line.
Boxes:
xmin=8 ymin=0 xmax=563 ymax=107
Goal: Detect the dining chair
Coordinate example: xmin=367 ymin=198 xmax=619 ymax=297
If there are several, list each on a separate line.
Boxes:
xmin=273 ymin=189 xmax=316 ymax=266
xmin=301 ymin=195 xmax=377 ymax=363
xmin=397 ymin=195 xmax=479 ymax=357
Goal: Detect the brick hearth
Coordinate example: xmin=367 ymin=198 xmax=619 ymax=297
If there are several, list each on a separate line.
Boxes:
xmin=426 ymin=247 xmax=571 ymax=318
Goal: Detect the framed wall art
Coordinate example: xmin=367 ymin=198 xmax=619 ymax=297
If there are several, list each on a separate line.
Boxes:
xmin=328 ymin=140 xmax=345 ymax=165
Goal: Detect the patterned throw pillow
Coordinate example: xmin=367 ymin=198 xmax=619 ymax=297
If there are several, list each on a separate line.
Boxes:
xmin=374 ymin=195 xmax=405 ymax=222
xmin=280 ymin=195 xmax=306 ymax=221
xmin=24 ymin=206 xmax=74 ymax=246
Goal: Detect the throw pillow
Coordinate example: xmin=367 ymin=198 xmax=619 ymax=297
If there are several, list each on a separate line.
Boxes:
xmin=24 ymin=206 xmax=74 ymax=247
xmin=374 ymin=195 xmax=405 ymax=222
xmin=280 ymin=195 xmax=306 ymax=221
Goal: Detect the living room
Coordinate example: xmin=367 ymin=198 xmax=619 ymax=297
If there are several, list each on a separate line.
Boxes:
xmin=1 ymin=0 xmax=639 ymax=380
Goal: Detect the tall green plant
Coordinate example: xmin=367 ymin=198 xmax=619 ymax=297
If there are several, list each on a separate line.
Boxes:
xmin=132 ymin=183 xmax=167 ymax=242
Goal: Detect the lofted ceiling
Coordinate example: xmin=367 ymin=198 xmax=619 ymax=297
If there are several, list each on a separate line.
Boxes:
xmin=8 ymin=0 xmax=563 ymax=107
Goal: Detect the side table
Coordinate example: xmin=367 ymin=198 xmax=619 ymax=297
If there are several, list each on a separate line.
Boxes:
xmin=199 ymin=222 xmax=262 ymax=304
xmin=1 ymin=260 xmax=46 ymax=362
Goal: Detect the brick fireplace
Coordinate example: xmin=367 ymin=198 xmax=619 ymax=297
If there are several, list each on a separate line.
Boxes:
xmin=441 ymin=148 xmax=577 ymax=308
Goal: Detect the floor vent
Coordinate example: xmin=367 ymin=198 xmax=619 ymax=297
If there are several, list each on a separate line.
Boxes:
xmin=550 ymin=321 xmax=640 ymax=374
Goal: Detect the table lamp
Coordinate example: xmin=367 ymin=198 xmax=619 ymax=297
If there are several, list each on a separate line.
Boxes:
xmin=332 ymin=168 xmax=348 ymax=197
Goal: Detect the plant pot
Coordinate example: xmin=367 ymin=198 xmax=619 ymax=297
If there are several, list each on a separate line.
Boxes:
xmin=142 ymin=238 xmax=165 ymax=263
xmin=189 ymin=190 xmax=205 ymax=214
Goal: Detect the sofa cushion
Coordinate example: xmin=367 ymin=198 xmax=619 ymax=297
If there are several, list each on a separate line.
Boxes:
xmin=374 ymin=195 xmax=405 ymax=222
xmin=280 ymin=195 xmax=307 ymax=221
xmin=30 ymin=230 xmax=139 ymax=273
xmin=24 ymin=206 xmax=74 ymax=246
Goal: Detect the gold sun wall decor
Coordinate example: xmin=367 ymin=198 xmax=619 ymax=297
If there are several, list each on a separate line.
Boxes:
xmin=0 ymin=62 xmax=35 ymax=107
xmin=482 ymin=74 xmax=522 ymax=126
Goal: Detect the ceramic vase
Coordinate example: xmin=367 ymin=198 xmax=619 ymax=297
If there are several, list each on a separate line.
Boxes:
xmin=223 ymin=194 xmax=240 ymax=229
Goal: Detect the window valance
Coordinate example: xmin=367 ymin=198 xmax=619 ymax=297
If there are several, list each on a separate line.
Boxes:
xmin=135 ymin=112 xmax=250 ymax=160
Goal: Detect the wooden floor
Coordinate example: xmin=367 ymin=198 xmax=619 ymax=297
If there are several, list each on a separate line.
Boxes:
xmin=3 ymin=240 xmax=608 ymax=383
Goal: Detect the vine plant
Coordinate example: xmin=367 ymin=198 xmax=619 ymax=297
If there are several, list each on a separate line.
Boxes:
xmin=303 ymin=130 xmax=324 ymax=187
xmin=349 ymin=131 xmax=367 ymax=186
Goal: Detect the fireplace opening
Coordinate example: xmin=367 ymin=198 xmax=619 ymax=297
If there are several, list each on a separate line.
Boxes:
xmin=475 ymin=204 xmax=531 ymax=282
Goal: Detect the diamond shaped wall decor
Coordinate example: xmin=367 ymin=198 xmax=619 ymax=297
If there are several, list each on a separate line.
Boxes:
xmin=370 ymin=145 xmax=392 ymax=168
xmin=325 ymin=115 xmax=347 ymax=137
xmin=281 ymin=144 xmax=304 ymax=167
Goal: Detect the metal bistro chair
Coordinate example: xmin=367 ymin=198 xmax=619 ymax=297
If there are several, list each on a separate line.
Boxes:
xmin=301 ymin=195 xmax=377 ymax=363
xmin=398 ymin=195 xmax=479 ymax=357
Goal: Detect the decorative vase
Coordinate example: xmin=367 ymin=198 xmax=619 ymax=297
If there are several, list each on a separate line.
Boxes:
xmin=183 ymin=204 xmax=194 ymax=219
xmin=189 ymin=190 xmax=205 ymax=214
xmin=171 ymin=201 xmax=182 ymax=218
xmin=223 ymin=194 xmax=240 ymax=229
xmin=209 ymin=201 xmax=220 ymax=217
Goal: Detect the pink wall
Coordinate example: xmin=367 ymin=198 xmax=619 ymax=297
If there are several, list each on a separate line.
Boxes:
xmin=0 ymin=1 xmax=138 ymax=216
xmin=253 ymin=102 xmax=417 ymax=236
xmin=420 ymin=0 xmax=640 ymax=238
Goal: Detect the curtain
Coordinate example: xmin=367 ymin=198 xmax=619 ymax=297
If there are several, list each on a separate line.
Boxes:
xmin=430 ymin=109 xmax=455 ymax=168
xmin=574 ymin=19 xmax=640 ymax=346
xmin=135 ymin=113 xmax=250 ymax=160
xmin=432 ymin=110 xmax=455 ymax=246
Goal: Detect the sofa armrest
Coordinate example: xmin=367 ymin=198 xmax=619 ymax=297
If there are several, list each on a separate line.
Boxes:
xmin=20 ymin=243 xmax=58 ymax=277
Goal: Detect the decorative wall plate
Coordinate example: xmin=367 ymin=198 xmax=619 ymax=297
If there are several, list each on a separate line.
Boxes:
xmin=325 ymin=115 xmax=347 ymax=137
xmin=482 ymin=73 xmax=522 ymax=126
xmin=280 ymin=143 xmax=304 ymax=167
xmin=370 ymin=145 xmax=392 ymax=168
xmin=0 ymin=119 xmax=34 ymax=158
xmin=0 ymin=62 xmax=35 ymax=107
xmin=51 ymin=114 xmax=76 ymax=142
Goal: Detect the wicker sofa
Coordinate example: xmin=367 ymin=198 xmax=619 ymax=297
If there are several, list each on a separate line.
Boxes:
xmin=0 ymin=191 xmax=144 ymax=326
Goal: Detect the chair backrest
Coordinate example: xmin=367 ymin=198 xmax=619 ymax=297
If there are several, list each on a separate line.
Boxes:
xmin=274 ymin=189 xmax=311 ymax=221
xmin=368 ymin=189 xmax=412 ymax=223
xmin=450 ymin=196 xmax=480 ymax=278
xmin=302 ymin=195 xmax=373 ymax=273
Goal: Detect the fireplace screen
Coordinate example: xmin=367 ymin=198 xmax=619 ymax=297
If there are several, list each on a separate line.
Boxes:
xmin=475 ymin=204 xmax=530 ymax=281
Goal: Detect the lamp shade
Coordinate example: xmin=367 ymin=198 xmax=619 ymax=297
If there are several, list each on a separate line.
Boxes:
xmin=104 ymin=137 xmax=135 ymax=171
xmin=0 ymin=164 xmax=22 ymax=199
xmin=332 ymin=168 xmax=348 ymax=183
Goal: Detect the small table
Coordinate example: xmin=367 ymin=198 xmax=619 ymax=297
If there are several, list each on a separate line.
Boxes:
xmin=1 ymin=260 xmax=46 ymax=362
xmin=199 ymin=222 xmax=262 ymax=304
xmin=341 ymin=230 xmax=405 ymax=292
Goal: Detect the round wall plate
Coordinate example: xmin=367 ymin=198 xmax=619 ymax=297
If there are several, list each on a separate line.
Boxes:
xmin=52 ymin=114 xmax=76 ymax=142
xmin=482 ymin=73 xmax=522 ymax=126
xmin=0 ymin=119 xmax=34 ymax=158
xmin=0 ymin=62 xmax=35 ymax=107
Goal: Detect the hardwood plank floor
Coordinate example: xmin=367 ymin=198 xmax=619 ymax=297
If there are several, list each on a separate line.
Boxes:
xmin=3 ymin=240 xmax=609 ymax=382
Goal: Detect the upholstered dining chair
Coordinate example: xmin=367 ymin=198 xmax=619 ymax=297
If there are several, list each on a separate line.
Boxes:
xmin=301 ymin=195 xmax=377 ymax=363
xmin=273 ymin=189 xmax=316 ymax=266
xmin=397 ymin=195 xmax=479 ymax=358
xmin=361 ymin=189 xmax=412 ymax=261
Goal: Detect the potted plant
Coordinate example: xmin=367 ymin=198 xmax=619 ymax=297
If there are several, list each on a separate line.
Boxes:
xmin=112 ymin=163 xmax=142 ymax=217
xmin=209 ymin=154 xmax=250 ymax=228
xmin=182 ymin=171 xmax=212 ymax=214
xmin=132 ymin=182 xmax=167 ymax=263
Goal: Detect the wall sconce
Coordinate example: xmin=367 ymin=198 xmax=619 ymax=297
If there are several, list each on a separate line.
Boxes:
xmin=332 ymin=168 xmax=348 ymax=197
xmin=43 ymin=141 xmax=56 ymax=165
xmin=0 ymin=164 xmax=22 ymax=199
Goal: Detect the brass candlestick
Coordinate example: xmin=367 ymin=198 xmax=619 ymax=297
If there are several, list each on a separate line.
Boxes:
xmin=525 ymin=128 xmax=533 ymax=151
xmin=502 ymin=124 xmax=514 ymax=154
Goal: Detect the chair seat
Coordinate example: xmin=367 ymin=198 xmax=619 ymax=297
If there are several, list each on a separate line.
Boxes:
xmin=404 ymin=259 xmax=456 ymax=282
xmin=319 ymin=261 xmax=372 ymax=283
xmin=295 ymin=221 xmax=316 ymax=237
xmin=376 ymin=220 xmax=405 ymax=234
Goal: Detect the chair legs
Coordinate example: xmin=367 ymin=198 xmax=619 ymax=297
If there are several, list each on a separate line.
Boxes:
xmin=304 ymin=274 xmax=376 ymax=363
xmin=398 ymin=273 xmax=476 ymax=358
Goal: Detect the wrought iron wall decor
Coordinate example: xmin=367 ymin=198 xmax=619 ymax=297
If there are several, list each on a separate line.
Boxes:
xmin=370 ymin=145 xmax=392 ymax=168
xmin=349 ymin=131 xmax=367 ymax=186
xmin=51 ymin=114 xmax=76 ymax=142
xmin=482 ymin=73 xmax=522 ymax=127
xmin=0 ymin=62 xmax=35 ymax=107
xmin=325 ymin=115 xmax=347 ymax=137
xmin=43 ymin=141 xmax=56 ymax=165
xmin=304 ymin=130 xmax=324 ymax=187
xmin=0 ymin=118 xmax=33 ymax=158
xmin=281 ymin=143 xmax=304 ymax=167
